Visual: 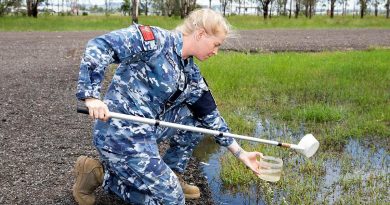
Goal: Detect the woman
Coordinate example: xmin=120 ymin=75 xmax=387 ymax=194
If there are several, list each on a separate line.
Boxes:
xmin=74 ymin=8 xmax=262 ymax=205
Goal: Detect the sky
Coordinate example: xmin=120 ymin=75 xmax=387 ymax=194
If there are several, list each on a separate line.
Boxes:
xmin=37 ymin=0 xmax=387 ymax=13
xmin=43 ymin=0 xmax=209 ymax=6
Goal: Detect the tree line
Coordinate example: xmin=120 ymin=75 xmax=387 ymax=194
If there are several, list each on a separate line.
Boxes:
xmin=0 ymin=0 xmax=389 ymax=19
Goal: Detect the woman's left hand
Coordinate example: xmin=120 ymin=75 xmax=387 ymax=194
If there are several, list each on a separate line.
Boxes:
xmin=237 ymin=150 xmax=263 ymax=175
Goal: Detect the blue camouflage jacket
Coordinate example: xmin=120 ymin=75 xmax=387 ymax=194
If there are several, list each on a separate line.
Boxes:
xmin=76 ymin=24 xmax=234 ymax=147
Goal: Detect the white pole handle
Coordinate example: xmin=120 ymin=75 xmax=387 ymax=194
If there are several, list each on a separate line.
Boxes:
xmin=77 ymin=104 xmax=302 ymax=150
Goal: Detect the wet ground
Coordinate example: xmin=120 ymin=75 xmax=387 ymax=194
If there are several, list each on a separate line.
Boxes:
xmin=0 ymin=29 xmax=389 ymax=205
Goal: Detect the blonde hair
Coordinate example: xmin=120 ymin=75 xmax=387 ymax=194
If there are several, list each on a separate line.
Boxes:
xmin=176 ymin=9 xmax=231 ymax=37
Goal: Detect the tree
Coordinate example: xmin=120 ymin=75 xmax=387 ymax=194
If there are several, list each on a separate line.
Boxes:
xmin=359 ymin=0 xmax=368 ymax=18
xmin=220 ymin=0 xmax=229 ymax=16
xmin=105 ymin=0 xmax=111 ymax=15
xmin=275 ymin=0 xmax=288 ymax=15
xmin=121 ymin=0 xmax=131 ymax=16
xmin=259 ymin=0 xmax=273 ymax=19
xmin=330 ymin=0 xmax=336 ymax=18
xmin=27 ymin=0 xmax=44 ymax=17
xmin=0 ymin=0 xmax=22 ymax=16
xmin=340 ymin=0 xmax=348 ymax=15
xmin=165 ymin=0 xmax=175 ymax=16
xmin=140 ymin=0 xmax=149 ymax=15
xmin=295 ymin=0 xmax=301 ymax=18
xmin=237 ymin=0 xmax=242 ymax=14
xmin=132 ymin=0 xmax=139 ymax=22
xmin=303 ymin=0 xmax=315 ymax=18
xmin=372 ymin=0 xmax=379 ymax=16
xmin=188 ymin=0 xmax=197 ymax=15
xmin=152 ymin=0 xmax=166 ymax=16
xmin=386 ymin=0 xmax=389 ymax=18
xmin=180 ymin=0 xmax=187 ymax=18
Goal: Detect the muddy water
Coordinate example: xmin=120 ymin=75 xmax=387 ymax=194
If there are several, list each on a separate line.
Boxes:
xmin=193 ymin=115 xmax=389 ymax=204
xmin=194 ymin=137 xmax=267 ymax=205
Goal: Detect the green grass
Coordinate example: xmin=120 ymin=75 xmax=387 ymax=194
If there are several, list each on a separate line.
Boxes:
xmin=197 ymin=49 xmax=389 ymax=204
xmin=1 ymin=14 xmax=390 ymax=31
xmin=0 ymin=15 xmax=182 ymax=31
xmin=198 ymin=49 xmax=390 ymax=142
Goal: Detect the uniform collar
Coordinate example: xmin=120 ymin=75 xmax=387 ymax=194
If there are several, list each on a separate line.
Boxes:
xmin=174 ymin=32 xmax=194 ymax=72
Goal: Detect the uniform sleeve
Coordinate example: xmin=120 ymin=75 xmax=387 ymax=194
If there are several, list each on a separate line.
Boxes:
xmin=186 ymin=68 xmax=235 ymax=147
xmin=76 ymin=25 xmax=158 ymax=100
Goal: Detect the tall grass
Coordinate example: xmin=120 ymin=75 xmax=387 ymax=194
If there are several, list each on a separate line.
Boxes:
xmin=198 ymin=49 xmax=390 ymax=142
xmin=1 ymin=15 xmax=389 ymax=31
xmin=200 ymin=49 xmax=389 ymax=204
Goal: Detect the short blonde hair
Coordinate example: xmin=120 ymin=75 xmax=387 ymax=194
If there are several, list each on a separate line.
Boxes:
xmin=176 ymin=9 xmax=231 ymax=37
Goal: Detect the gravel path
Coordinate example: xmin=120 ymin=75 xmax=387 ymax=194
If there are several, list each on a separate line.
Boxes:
xmin=223 ymin=29 xmax=390 ymax=52
xmin=0 ymin=29 xmax=389 ymax=205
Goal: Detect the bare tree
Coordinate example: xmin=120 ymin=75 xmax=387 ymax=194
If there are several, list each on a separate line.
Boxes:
xmin=188 ymin=0 xmax=197 ymax=14
xmin=178 ymin=0 xmax=196 ymax=18
xmin=303 ymin=0 xmax=315 ymax=18
xmin=259 ymin=0 xmax=273 ymax=18
xmin=165 ymin=0 xmax=175 ymax=16
xmin=372 ymin=0 xmax=380 ymax=16
xmin=220 ymin=0 xmax=229 ymax=16
xmin=295 ymin=0 xmax=301 ymax=18
xmin=282 ymin=0 xmax=287 ymax=16
xmin=180 ymin=0 xmax=187 ymax=18
xmin=359 ymin=0 xmax=368 ymax=18
xmin=105 ymin=0 xmax=110 ymax=15
xmin=341 ymin=0 xmax=348 ymax=15
xmin=151 ymin=0 xmax=165 ymax=15
xmin=237 ymin=0 xmax=242 ymax=14
xmin=27 ymin=0 xmax=43 ymax=17
xmin=140 ymin=0 xmax=149 ymax=15
xmin=160 ymin=0 xmax=166 ymax=15
xmin=330 ymin=0 xmax=336 ymax=18
xmin=280 ymin=0 xmax=288 ymax=15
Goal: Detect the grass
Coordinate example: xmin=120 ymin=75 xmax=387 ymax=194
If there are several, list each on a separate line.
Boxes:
xmin=0 ymin=15 xmax=182 ymax=31
xmin=197 ymin=49 xmax=389 ymax=204
xmin=198 ymin=49 xmax=390 ymax=142
xmin=1 ymin=14 xmax=390 ymax=31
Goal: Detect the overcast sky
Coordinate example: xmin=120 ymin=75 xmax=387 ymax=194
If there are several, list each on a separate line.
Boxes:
xmin=37 ymin=0 xmax=386 ymax=12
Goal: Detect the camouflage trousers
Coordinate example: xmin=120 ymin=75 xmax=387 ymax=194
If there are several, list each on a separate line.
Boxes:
xmin=96 ymin=104 xmax=202 ymax=204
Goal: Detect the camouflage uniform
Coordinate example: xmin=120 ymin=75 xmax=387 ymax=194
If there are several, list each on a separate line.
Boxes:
xmin=76 ymin=24 xmax=235 ymax=204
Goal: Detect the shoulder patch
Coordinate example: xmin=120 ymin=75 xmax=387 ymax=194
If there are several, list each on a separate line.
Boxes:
xmin=139 ymin=25 xmax=155 ymax=41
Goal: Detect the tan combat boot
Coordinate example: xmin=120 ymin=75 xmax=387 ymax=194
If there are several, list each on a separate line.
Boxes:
xmin=174 ymin=172 xmax=201 ymax=199
xmin=72 ymin=156 xmax=104 ymax=205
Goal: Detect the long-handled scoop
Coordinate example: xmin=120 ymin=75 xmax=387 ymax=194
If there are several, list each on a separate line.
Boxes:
xmin=77 ymin=105 xmax=319 ymax=158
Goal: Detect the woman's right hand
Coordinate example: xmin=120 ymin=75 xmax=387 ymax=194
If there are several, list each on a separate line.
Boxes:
xmin=84 ymin=98 xmax=110 ymax=122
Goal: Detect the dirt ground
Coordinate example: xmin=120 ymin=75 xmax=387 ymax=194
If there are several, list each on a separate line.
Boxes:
xmin=0 ymin=29 xmax=389 ymax=205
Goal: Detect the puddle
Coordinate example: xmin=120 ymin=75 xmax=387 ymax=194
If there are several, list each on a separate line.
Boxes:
xmin=194 ymin=137 xmax=267 ymax=205
xmin=194 ymin=113 xmax=390 ymax=204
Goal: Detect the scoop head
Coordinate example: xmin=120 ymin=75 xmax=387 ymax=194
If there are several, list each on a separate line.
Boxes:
xmin=297 ymin=134 xmax=319 ymax=158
